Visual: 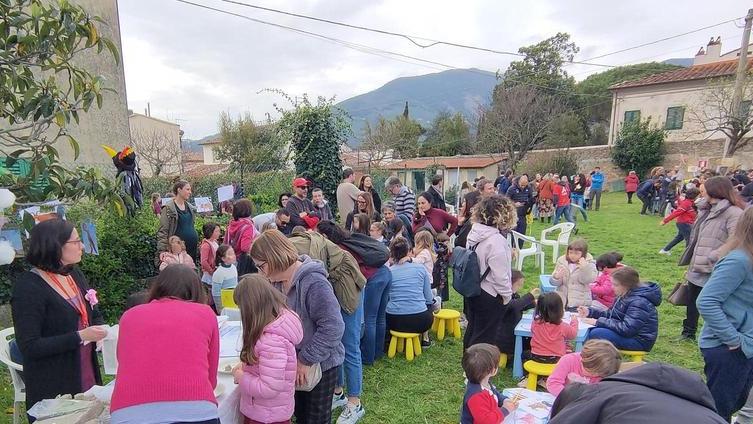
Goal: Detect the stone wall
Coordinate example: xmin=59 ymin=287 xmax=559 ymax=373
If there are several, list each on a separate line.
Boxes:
xmin=516 ymin=139 xmax=753 ymax=190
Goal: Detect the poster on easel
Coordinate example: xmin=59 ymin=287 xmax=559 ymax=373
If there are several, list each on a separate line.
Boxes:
xmin=195 ymin=197 xmax=214 ymax=213
xmin=0 ymin=229 xmax=23 ymax=256
xmin=217 ymin=185 xmax=234 ymax=203
xmin=81 ymin=220 xmax=99 ymax=255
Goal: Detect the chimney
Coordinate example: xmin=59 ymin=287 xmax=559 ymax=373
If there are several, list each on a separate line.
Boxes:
xmin=147 ymin=102 xmax=151 ymax=117
xmin=694 ymin=37 xmax=722 ymax=65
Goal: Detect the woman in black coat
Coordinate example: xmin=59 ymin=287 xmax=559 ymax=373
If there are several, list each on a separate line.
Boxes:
xmin=11 ymin=219 xmax=107 ymax=417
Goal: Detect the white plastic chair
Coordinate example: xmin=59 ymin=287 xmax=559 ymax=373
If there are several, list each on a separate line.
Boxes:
xmin=511 ymin=231 xmax=545 ymax=274
xmin=540 ymin=223 xmax=576 ymax=264
xmin=0 ymin=327 xmax=25 ymax=424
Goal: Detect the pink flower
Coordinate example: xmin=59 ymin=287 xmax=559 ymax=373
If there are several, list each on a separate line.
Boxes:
xmin=85 ymin=289 xmax=98 ymax=307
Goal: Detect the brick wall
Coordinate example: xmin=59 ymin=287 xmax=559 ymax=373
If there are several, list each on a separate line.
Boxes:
xmin=517 ymin=139 xmax=753 ymax=190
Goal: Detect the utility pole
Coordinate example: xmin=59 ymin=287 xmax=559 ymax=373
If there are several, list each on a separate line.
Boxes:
xmin=727 ymin=8 xmax=753 ymax=158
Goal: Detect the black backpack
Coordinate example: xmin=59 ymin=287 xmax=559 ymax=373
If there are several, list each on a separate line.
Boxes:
xmin=340 ymin=233 xmax=389 ymax=268
xmin=449 ymin=244 xmax=490 ymax=298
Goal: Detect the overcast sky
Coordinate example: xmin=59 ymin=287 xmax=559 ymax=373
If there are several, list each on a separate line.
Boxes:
xmin=118 ymin=0 xmax=748 ymax=139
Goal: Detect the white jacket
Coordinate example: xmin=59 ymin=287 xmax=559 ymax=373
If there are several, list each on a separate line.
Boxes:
xmin=466 ymin=223 xmax=512 ymax=303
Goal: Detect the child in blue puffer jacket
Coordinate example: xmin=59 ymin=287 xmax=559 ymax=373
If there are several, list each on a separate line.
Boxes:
xmin=578 ymin=266 xmax=661 ymax=352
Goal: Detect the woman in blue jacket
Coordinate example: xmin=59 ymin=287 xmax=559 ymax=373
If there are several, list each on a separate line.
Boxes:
xmin=697 ymin=207 xmax=753 ymax=422
xmin=578 ymin=266 xmax=661 ymax=351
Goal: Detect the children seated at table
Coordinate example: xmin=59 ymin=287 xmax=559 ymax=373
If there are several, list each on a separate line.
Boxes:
xmin=546 ymin=339 xmax=622 ymax=396
xmin=551 ymin=240 xmax=598 ymax=310
xmin=159 ymin=236 xmax=194 ymax=271
xmin=212 ymin=244 xmax=238 ymax=311
xmin=232 ymin=274 xmax=303 ymax=424
xmin=579 ymin=266 xmax=661 ymax=352
xmin=589 ymin=252 xmax=623 ymax=311
xmin=498 ymin=271 xmax=539 ymax=358
xmin=460 ymin=343 xmax=517 ymax=424
xmin=528 ymin=293 xmax=578 ymax=364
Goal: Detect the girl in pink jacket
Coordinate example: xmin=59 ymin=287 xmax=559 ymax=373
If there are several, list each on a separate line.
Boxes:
xmin=546 ymin=339 xmax=622 ymax=396
xmin=590 ymin=252 xmax=623 ymax=311
xmin=232 ymin=274 xmax=304 ymax=424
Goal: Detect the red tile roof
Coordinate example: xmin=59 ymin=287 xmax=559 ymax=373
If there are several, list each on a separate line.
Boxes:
xmin=181 ymin=151 xmax=203 ymax=163
xmin=610 ymin=58 xmax=753 ymax=90
xmin=184 ymin=163 xmax=230 ymax=178
xmin=385 ymin=154 xmax=506 ymax=170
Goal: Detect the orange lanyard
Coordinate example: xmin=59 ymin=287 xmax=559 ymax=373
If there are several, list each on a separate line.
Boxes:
xmin=42 ymin=271 xmax=89 ymax=327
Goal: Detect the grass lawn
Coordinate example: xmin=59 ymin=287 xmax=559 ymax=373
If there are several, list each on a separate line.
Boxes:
xmin=0 ymin=192 xmax=703 ymax=423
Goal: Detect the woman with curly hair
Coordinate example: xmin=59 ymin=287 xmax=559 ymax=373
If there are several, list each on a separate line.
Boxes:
xmin=463 ymin=194 xmax=518 ymax=349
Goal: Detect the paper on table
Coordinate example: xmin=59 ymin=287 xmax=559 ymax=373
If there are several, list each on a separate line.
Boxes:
xmin=220 ymin=322 xmax=242 ymax=358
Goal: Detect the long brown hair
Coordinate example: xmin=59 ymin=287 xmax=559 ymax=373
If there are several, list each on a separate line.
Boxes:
xmin=704 ymin=176 xmax=746 ymax=209
xmin=357 ymin=191 xmax=375 ymax=218
xmin=718 ymin=207 xmax=753 ymax=259
xmin=149 ymin=264 xmax=206 ymax=303
xmin=234 ymin=274 xmax=289 ymax=365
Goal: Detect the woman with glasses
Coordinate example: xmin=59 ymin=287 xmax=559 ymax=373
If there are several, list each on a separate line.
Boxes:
xmin=345 ymin=192 xmax=380 ymax=232
xmin=12 ymin=219 xmax=107 ymax=420
xmin=250 ymin=230 xmax=345 ymax=424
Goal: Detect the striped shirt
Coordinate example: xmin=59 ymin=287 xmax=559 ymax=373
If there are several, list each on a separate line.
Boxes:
xmin=393 ymin=186 xmax=415 ymax=221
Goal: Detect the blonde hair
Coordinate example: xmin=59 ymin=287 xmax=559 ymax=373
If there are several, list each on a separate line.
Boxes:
xmin=168 ymin=236 xmax=186 ymax=252
xmin=249 ymin=230 xmax=299 ymax=275
xmin=234 ymin=274 xmax=290 ymax=365
xmin=471 ymin=194 xmax=517 ymax=231
xmin=413 ymin=231 xmax=437 ymax=262
xmin=581 ymin=339 xmax=622 ymax=378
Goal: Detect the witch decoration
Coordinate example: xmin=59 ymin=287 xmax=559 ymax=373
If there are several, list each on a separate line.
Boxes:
xmin=102 ymin=145 xmax=144 ymax=216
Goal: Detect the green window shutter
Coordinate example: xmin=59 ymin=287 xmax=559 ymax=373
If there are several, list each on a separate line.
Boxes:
xmin=624 ymin=110 xmax=640 ymax=123
xmin=665 ymin=106 xmax=685 ymax=130
xmin=1 ymin=157 xmax=49 ymax=192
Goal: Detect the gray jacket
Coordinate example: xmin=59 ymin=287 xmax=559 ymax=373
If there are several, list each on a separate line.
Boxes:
xmin=685 ymin=199 xmax=743 ymax=281
xmin=276 ymin=256 xmax=345 ymax=372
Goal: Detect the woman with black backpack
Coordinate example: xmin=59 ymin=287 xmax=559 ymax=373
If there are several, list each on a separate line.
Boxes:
xmin=463 ymin=195 xmax=517 ymax=350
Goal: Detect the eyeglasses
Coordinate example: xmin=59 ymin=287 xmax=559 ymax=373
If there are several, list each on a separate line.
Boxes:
xmin=65 ymin=239 xmax=83 ymax=245
xmin=254 ymin=261 xmax=267 ymax=273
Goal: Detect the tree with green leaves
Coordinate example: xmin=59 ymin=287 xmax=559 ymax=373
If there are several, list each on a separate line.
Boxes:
xmin=274 ymin=92 xmax=350 ymax=211
xmin=360 ymin=114 xmax=423 ymax=160
xmin=420 ymin=111 xmax=472 ymax=157
xmin=612 ymin=118 xmax=666 ymax=178
xmin=0 ymin=0 xmax=124 ymax=211
xmin=214 ymin=112 xmax=286 ymax=184
xmin=499 ymin=32 xmax=579 ymax=103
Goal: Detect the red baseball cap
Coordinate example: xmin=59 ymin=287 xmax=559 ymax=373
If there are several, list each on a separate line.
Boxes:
xmin=292 ymin=177 xmax=310 ymax=188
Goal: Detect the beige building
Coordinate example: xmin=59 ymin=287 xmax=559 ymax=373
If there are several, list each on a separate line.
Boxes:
xmin=128 ymin=112 xmax=183 ymax=177
xmin=608 ymin=37 xmax=753 ymax=146
xmin=4 ymin=0 xmax=131 ymax=171
xmin=199 ymin=136 xmax=223 ymax=165
xmin=385 ymin=154 xmax=506 ymax=194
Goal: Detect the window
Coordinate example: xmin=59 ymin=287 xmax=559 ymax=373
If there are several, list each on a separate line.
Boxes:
xmin=466 ymin=170 xmax=477 ymax=183
xmin=412 ymin=171 xmax=425 ymax=192
xmin=665 ymin=106 xmax=685 ymax=130
xmin=624 ymin=110 xmax=640 ymax=123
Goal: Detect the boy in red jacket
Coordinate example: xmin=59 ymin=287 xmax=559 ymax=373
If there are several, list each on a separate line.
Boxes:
xmin=460 ymin=344 xmax=517 ymax=424
xmin=659 ymin=187 xmax=700 ymax=255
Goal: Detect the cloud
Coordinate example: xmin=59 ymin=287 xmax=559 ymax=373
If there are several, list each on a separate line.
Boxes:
xmin=118 ymin=0 xmax=747 ymax=138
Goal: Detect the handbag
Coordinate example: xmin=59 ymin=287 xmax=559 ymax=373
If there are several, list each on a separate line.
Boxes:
xmin=667 ymin=281 xmax=690 ymax=306
xmin=295 ymin=362 xmax=322 ymax=392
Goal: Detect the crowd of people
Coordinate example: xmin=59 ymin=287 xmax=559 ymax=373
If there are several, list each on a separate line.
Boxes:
xmin=9 ymin=163 xmax=753 ymax=424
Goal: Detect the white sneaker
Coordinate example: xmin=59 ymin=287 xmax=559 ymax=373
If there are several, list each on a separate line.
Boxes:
xmin=658 ymin=249 xmax=671 ymax=256
xmin=331 ymin=392 xmax=347 ymax=411
xmin=337 ymin=402 xmax=365 ymax=424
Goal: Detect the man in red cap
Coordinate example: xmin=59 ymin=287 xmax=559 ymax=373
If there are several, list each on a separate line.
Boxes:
xmin=285 ymin=177 xmax=320 ymax=229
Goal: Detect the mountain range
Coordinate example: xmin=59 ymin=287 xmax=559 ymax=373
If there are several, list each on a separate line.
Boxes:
xmin=185 ymin=59 xmax=692 ymax=149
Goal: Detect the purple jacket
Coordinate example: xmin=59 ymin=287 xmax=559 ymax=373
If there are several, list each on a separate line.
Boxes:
xmin=239 ymin=309 xmax=304 ymax=423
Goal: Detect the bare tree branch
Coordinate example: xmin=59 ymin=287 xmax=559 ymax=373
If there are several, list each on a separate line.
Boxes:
xmin=130 ymin=128 xmax=182 ymax=176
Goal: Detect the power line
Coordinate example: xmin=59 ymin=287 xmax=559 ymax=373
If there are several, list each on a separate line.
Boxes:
xmin=172 ymin=0 xmax=612 ymax=99
xmin=214 ymin=0 xmax=616 ymax=68
xmin=577 ymin=16 xmax=743 ymax=62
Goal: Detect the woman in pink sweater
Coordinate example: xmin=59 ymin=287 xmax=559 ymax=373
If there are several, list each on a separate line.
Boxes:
xmin=546 ymin=339 xmax=622 ymax=396
xmin=232 ymin=274 xmax=303 ymax=424
xmin=111 ymin=265 xmax=220 ymax=424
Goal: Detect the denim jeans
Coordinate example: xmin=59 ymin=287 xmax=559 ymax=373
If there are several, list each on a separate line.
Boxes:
xmin=553 ymin=205 xmax=573 ymax=225
xmin=664 ymin=222 xmax=692 ymax=252
xmin=701 ymin=345 xmax=753 ymax=422
xmin=587 ymin=327 xmax=646 ymax=351
xmin=570 ymin=203 xmax=588 ymax=223
xmin=338 ymin=290 xmax=364 ymax=397
xmin=571 ymin=193 xmax=584 ymax=208
xmin=361 ymin=265 xmax=391 ymax=365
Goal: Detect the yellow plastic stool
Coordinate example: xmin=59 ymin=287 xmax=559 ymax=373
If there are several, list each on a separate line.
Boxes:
xmin=619 ymin=350 xmax=647 ymax=362
xmin=523 ymin=361 xmax=556 ymax=391
xmin=431 ymin=309 xmax=461 ymax=341
xmin=220 ymin=289 xmax=237 ymax=309
xmin=387 ymin=331 xmax=422 ymax=361
xmin=498 ymin=353 xmax=508 ymax=369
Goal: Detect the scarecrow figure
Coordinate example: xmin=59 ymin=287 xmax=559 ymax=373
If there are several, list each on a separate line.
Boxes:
xmin=102 ymin=145 xmax=144 ymax=215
